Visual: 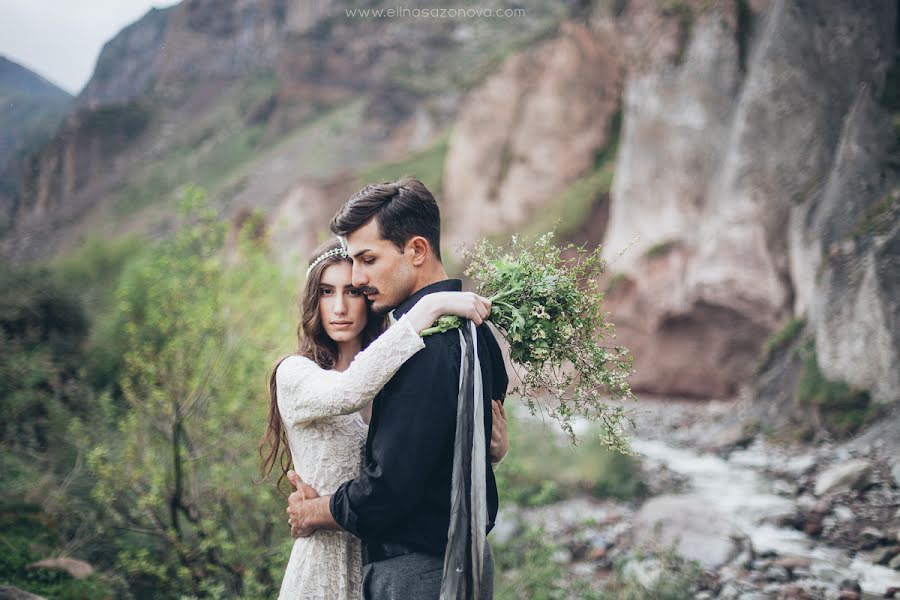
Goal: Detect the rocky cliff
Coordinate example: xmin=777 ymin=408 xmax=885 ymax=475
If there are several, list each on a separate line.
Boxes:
xmin=439 ymin=0 xmax=898 ymax=406
xmin=0 ymin=56 xmax=72 ymax=232
xmin=558 ymin=1 xmax=893 ymax=404
xmin=1 ymin=0 xmax=896 ymax=409
xmin=0 ymin=0 xmax=572 ymax=263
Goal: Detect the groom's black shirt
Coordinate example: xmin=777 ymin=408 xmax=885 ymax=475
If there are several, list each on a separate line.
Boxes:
xmin=330 ymin=279 xmax=508 ymax=555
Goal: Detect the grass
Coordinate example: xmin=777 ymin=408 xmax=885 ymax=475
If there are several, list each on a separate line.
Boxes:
xmin=757 ymin=317 xmax=806 ymax=372
xmin=383 ymin=1 xmax=572 ymax=97
xmin=604 ymin=272 xmax=629 ymax=295
xmin=494 ymin=526 xmax=703 ymax=600
xmin=850 ymin=188 xmax=899 ymax=240
xmin=0 ymin=503 xmax=115 ymax=600
xmin=643 ymin=239 xmax=679 ymax=259
xmin=496 ymin=408 xmax=645 ymax=507
xmin=356 ymin=129 xmax=451 ymax=196
xmin=111 ymin=122 xmax=267 ymax=219
xmin=520 ymin=160 xmax=615 ymax=242
xmin=519 ymin=105 xmax=622 ymax=241
xmin=596 ymin=547 xmax=704 ymax=600
xmin=659 ymin=1 xmax=694 ymax=66
xmin=493 ymin=525 xmax=584 ymax=600
xmin=794 ymin=339 xmax=879 ymax=438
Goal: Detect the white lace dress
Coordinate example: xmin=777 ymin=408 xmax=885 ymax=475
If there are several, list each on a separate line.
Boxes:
xmin=275 ymin=315 xmax=426 ymax=600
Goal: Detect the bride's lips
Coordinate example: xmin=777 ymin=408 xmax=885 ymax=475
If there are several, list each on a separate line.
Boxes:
xmin=330 ymin=321 xmax=353 ymax=327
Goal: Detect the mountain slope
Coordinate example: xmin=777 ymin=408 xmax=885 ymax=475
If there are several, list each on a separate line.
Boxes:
xmin=0 ymin=56 xmax=72 ymax=230
xmin=0 ymin=0 xmax=575 ymax=263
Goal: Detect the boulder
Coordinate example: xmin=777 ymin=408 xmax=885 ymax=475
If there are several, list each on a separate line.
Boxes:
xmin=27 ymin=557 xmax=94 ymax=580
xmin=814 ymin=460 xmax=872 ymax=496
xmin=0 ymin=586 xmax=47 ymax=600
xmin=632 ymin=495 xmax=740 ymax=568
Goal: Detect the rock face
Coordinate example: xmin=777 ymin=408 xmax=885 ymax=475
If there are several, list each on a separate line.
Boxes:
xmin=791 ymin=86 xmax=900 ymax=404
xmin=0 ymin=57 xmax=72 ymax=230
xmin=1 ymin=0 xmax=896 ymax=405
xmin=598 ymin=0 xmax=898 ymax=398
xmin=1 ymin=0 xmax=572 ymax=265
xmin=443 ymin=21 xmax=622 ymax=249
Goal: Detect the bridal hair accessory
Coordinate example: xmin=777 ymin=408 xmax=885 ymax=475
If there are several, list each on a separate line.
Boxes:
xmin=305 ymin=238 xmax=349 ymax=278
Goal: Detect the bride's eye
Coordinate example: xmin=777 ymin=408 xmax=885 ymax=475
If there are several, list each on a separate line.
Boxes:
xmin=347 ymin=288 xmax=362 ymax=296
xmin=319 ymin=287 xmax=333 ymax=295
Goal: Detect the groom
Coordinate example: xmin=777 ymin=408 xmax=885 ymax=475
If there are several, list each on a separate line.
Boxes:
xmin=286 ymin=177 xmax=508 ymax=599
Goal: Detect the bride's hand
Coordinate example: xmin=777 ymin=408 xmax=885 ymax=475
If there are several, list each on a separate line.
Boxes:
xmin=405 ymin=292 xmax=492 ymax=333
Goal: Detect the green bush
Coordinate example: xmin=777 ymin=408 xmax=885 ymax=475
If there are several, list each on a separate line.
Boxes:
xmin=494 ymin=525 xmax=597 ymax=600
xmin=643 ymin=240 xmax=679 ymax=259
xmin=495 ymin=408 xmax=644 ymax=507
xmin=757 ymin=317 xmax=805 ymax=372
xmin=794 ymin=340 xmax=877 ymax=438
xmin=0 ymin=503 xmax=118 ymax=599
xmin=596 ymin=547 xmax=703 ymax=600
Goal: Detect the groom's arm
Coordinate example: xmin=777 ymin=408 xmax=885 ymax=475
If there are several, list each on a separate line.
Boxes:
xmin=329 ymin=336 xmax=458 ymax=539
xmin=289 ymin=496 xmax=340 ymax=536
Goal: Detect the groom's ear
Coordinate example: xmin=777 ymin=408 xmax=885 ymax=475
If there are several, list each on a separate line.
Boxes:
xmin=406 ymin=236 xmax=431 ymax=267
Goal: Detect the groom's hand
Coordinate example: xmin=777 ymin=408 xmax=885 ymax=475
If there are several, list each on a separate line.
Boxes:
xmin=287 ymin=470 xmax=320 ymax=538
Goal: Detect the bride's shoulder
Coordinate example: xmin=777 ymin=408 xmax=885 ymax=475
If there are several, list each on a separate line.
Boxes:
xmin=276 ymin=354 xmax=322 ymax=381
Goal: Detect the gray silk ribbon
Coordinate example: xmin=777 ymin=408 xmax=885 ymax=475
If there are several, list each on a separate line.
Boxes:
xmin=440 ymin=321 xmax=487 ymax=600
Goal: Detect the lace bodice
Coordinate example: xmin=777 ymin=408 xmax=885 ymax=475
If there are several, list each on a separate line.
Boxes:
xmin=275 ymin=315 xmax=426 ymax=600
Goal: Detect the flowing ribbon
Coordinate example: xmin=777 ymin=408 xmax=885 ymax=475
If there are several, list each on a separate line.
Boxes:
xmin=440 ymin=320 xmax=487 ymax=600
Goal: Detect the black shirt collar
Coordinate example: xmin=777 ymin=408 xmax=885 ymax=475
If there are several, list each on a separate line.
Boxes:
xmin=393 ymin=279 xmax=462 ymax=320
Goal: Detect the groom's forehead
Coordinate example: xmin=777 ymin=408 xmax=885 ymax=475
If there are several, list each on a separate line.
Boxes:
xmin=345 ymin=220 xmax=386 ymax=251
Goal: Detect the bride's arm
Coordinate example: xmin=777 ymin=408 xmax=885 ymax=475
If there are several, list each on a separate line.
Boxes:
xmin=276 ymin=315 xmax=425 ymax=426
xmin=276 ymin=293 xmax=491 ymax=426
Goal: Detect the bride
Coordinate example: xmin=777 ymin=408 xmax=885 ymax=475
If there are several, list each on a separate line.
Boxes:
xmin=260 ymin=238 xmax=509 ymax=599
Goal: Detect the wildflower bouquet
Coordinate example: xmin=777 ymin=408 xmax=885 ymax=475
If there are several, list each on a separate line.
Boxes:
xmin=422 ymin=231 xmax=635 ymax=451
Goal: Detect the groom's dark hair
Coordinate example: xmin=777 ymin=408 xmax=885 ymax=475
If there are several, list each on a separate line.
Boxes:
xmin=330 ymin=176 xmax=442 ymax=261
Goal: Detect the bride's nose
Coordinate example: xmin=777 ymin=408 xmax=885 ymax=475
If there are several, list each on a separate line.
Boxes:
xmin=333 ymin=293 xmax=348 ymax=315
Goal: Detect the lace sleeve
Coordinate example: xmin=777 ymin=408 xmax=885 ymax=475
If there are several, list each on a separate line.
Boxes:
xmin=276 ymin=315 xmax=426 ymax=426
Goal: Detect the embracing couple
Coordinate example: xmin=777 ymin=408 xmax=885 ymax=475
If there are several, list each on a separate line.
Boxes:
xmin=260 ymin=177 xmax=510 ymax=599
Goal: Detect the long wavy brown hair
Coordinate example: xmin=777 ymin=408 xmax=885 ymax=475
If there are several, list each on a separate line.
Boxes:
xmin=259 ymin=238 xmax=390 ymax=494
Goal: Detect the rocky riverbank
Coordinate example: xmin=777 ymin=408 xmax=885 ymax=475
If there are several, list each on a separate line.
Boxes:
xmin=497 ymin=397 xmax=900 ymax=599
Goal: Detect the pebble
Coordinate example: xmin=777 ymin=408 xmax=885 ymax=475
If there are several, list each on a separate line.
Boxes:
xmin=797 ymin=494 xmax=818 ymax=511
xmin=870 ymin=546 xmax=898 ymax=565
xmin=551 ymin=548 xmax=572 ymax=564
xmin=860 ymin=526 xmax=886 ymax=549
xmin=833 ymin=505 xmax=855 ymax=522
xmin=764 ymin=565 xmax=790 ymax=582
xmin=775 ymin=556 xmax=812 ymax=570
xmin=785 ymin=455 xmax=818 ymax=477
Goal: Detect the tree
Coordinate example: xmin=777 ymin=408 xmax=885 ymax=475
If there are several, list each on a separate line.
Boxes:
xmin=81 ymin=186 xmax=296 ymax=598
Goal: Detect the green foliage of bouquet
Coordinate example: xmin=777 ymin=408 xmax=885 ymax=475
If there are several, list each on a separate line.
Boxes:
xmin=422 ymin=232 xmax=635 ymax=451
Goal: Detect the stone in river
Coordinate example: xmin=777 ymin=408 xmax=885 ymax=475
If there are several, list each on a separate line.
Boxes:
xmin=814 ymin=460 xmax=872 ymax=496
xmin=632 ymin=495 xmax=740 ymax=569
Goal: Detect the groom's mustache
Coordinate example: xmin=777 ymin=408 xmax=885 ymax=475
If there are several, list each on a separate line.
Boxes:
xmin=359 ymin=286 xmax=379 ymax=296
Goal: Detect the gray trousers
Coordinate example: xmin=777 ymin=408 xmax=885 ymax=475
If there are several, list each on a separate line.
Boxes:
xmin=362 ymin=543 xmax=494 ymax=600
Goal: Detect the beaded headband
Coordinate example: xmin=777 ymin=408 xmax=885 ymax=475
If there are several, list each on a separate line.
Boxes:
xmin=305 ymin=237 xmax=350 ymax=278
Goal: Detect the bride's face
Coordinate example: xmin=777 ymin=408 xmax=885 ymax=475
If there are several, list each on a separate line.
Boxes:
xmin=318 ymin=262 xmax=368 ymax=344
